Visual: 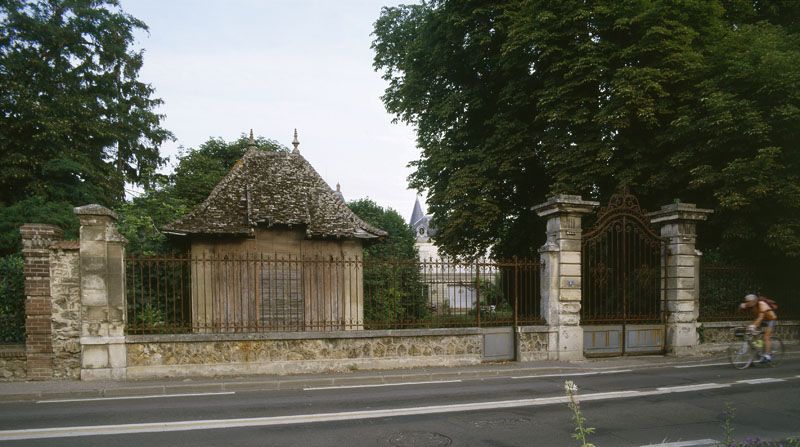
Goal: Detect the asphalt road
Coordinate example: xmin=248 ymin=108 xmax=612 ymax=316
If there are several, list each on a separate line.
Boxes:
xmin=1 ymin=357 xmax=799 ymax=446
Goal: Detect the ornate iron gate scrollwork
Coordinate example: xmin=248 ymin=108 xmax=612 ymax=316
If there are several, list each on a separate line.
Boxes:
xmin=581 ymin=188 xmax=665 ymax=355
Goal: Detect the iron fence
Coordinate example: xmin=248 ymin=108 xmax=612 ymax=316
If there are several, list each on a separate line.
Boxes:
xmin=699 ymin=264 xmax=799 ymax=321
xmin=125 ymin=254 xmax=542 ymax=334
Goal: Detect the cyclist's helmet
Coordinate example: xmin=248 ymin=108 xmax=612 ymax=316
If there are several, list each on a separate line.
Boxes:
xmin=744 ymin=294 xmax=757 ymax=302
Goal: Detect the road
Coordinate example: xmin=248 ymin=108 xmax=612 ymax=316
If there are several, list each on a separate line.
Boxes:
xmin=1 ymin=357 xmax=799 ymax=446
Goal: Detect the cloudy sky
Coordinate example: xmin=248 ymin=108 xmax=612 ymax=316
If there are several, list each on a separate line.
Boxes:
xmin=123 ymin=0 xmax=423 ymax=221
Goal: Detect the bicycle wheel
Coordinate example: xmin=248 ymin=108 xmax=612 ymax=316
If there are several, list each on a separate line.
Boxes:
xmin=768 ymin=337 xmax=784 ymax=367
xmin=729 ymin=340 xmax=753 ymax=369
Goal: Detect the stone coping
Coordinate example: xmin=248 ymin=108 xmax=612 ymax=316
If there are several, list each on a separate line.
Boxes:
xmin=74 ymin=204 xmax=117 ymax=219
xmin=531 ymin=195 xmax=599 ymax=217
xmin=126 ymin=327 xmax=499 ymax=344
xmin=515 ymin=325 xmax=550 ymax=333
xmin=0 ymin=344 xmax=25 ymax=359
xmin=700 ymin=320 xmax=799 ymax=328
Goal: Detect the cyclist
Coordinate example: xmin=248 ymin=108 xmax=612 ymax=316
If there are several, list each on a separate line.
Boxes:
xmin=739 ymin=294 xmax=778 ymax=362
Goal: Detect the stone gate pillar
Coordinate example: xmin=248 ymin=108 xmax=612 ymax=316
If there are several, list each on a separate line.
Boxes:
xmin=74 ymin=205 xmax=128 ymax=380
xmin=648 ymin=202 xmax=712 ymax=356
xmin=20 ymin=224 xmax=62 ymax=380
xmin=533 ymin=195 xmax=599 ymax=361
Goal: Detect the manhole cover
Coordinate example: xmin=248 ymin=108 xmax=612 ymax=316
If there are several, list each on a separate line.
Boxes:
xmin=380 ymin=431 xmax=452 ymax=447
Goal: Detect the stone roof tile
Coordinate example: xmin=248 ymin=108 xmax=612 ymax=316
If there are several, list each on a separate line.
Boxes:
xmin=164 ymin=149 xmax=386 ymax=239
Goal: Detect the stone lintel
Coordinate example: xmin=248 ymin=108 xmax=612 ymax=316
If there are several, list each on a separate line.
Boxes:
xmin=532 ymin=195 xmax=599 ymax=218
xmin=647 ymin=202 xmax=713 ymax=225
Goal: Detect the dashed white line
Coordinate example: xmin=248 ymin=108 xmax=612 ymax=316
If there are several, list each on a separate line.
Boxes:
xmin=656 ymin=383 xmax=730 ymax=392
xmin=304 ymin=380 xmax=462 ymax=391
xmin=735 ymin=378 xmax=785 ymax=385
xmin=639 ymin=439 xmax=718 ymax=447
xmin=673 ymin=362 xmax=730 ymax=369
xmin=36 ymin=391 xmax=236 ymax=404
xmin=511 ymin=369 xmax=632 ymax=379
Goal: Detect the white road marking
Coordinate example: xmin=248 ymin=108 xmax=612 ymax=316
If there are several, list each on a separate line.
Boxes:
xmin=304 ymin=380 xmax=462 ymax=391
xmin=673 ymin=362 xmax=730 ymax=369
xmin=5 ymin=376 xmax=797 ymax=441
xmin=735 ymin=378 xmax=785 ymax=385
xmin=639 ymin=439 xmax=718 ymax=447
xmin=656 ymin=383 xmax=730 ymax=392
xmin=511 ymin=369 xmax=632 ymax=379
xmin=36 ymin=392 xmax=235 ymax=404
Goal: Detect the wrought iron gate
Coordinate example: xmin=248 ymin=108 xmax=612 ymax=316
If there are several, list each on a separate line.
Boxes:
xmin=581 ymin=189 xmax=665 ymax=356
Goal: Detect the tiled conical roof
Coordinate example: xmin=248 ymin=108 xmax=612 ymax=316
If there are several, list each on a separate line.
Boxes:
xmin=410 ymin=197 xmax=425 ymax=226
xmin=163 ymin=149 xmax=386 ymax=239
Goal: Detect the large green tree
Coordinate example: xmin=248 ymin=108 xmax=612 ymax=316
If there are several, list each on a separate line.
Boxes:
xmin=373 ymin=0 xmax=800 ymax=264
xmin=0 ymin=0 xmax=172 ymax=209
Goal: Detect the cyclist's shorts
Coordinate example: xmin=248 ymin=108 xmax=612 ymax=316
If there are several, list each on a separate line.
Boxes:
xmin=763 ymin=320 xmax=777 ymax=330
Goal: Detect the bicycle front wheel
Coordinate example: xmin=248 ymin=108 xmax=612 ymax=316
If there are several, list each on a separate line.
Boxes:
xmin=729 ymin=340 xmax=753 ymax=369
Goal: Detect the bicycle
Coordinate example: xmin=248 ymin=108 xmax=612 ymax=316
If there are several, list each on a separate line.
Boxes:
xmin=728 ymin=326 xmax=784 ymax=369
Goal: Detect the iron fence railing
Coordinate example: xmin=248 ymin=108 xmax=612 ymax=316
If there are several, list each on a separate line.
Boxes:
xmin=699 ymin=264 xmax=799 ymax=321
xmin=125 ymin=255 xmax=542 ymax=334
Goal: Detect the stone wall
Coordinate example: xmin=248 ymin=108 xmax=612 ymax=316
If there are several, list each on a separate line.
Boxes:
xmin=699 ymin=321 xmax=799 ymax=349
xmin=50 ymin=242 xmax=81 ymax=379
xmin=126 ymin=329 xmax=485 ymax=379
xmin=516 ymin=326 xmax=551 ymax=361
xmin=0 ymin=345 xmax=26 ymax=380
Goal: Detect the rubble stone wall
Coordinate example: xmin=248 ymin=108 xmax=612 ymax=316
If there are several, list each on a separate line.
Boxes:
xmin=126 ymin=329 xmax=485 ymax=379
xmin=699 ymin=320 xmax=799 ymax=351
xmin=516 ymin=326 xmax=550 ymax=361
xmin=49 ymin=243 xmax=81 ymax=379
xmin=0 ymin=345 xmax=26 ymax=380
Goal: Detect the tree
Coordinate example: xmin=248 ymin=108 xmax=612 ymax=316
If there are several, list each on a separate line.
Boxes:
xmin=372 ymin=0 xmax=800 ymax=264
xmin=347 ymin=198 xmax=428 ymax=325
xmin=348 ymin=198 xmax=418 ymax=260
xmin=0 ymin=0 xmax=172 ymax=209
xmin=116 ymin=134 xmax=285 ymax=254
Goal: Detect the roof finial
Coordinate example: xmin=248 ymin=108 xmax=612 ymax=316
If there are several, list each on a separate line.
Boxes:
xmin=291 ymin=128 xmax=300 ymax=154
xmin=333 ymin=182 xmax=344 ymax=202
xmin=248 ymin=129 xmax=256 ymax=149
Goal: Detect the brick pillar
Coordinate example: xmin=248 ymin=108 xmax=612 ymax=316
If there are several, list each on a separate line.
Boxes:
xmin=20 ymin=224 xmax=63 ymax=380
xmin=74 ymin=205 xmax=128 ymax=380
xmin=532 ymin=195 xmax=599 ymax=361
xmin=648 ymin=202 xmax=713 ymax=356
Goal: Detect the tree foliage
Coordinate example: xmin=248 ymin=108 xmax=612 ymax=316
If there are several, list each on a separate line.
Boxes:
xmin=372 ymin=0 xmax=800 ymax=263
xmin=0 ymin=253 xmax=24 ymax=343
xmin=347 ymin=198 xmax=428 ymax=325
xmin=0 ymin=0 xmax=172 ymax=208
xmin=116 ymin=135 xmax=285 ymax=255
xmin=348 ymin=198 xmax=418 ymax=260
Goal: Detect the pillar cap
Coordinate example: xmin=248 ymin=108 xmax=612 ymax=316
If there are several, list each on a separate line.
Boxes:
xmin=532 ymin=194 xmax=599 ymax=217
xmin=647 ymin=202 xmax=713 ymax=224
xmin=74 ymin=204 xmax=118 ymax=220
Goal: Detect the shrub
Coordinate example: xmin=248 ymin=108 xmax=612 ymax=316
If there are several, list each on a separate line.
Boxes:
xmin=0 ymin=254 xmax=25 ymax=343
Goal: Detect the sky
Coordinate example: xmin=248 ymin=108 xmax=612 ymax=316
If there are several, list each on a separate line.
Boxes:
xmin=122 ymin=0 xmax=423 ymax=222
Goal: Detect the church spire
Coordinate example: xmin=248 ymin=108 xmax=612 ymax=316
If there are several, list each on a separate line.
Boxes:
xmin=410 ymin=196 xmax=425 ymax=226
xmin=291 ymin=128 xmax=300 ymax=154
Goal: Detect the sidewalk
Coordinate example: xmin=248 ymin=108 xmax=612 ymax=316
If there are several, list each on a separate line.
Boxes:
xmin=0 ymin=352 xmax=728 ymax=403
